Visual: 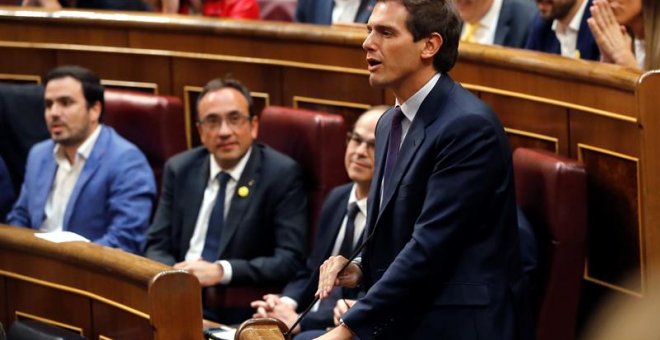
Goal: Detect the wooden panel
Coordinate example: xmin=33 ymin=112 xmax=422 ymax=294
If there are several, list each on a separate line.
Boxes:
xmin=0 ymin=47 xmax=56 ymax=76
xmin=580 ymin=146 xmax=642 ymax=295
xmin=282 ymin=67 xmax=383 ymax=127
xmin=481 ymin=92 xmax=566 ymax=154
xmin=130 ymin=31 xmax=368 ymax=69
xmin=7 ymin=279 xmax=92 ymax=336
xmin=0 ymin=276 xmax=6 ymax=328
xmin=55 ymin=50 xmax=172 ymax=95
xmin=293 ymin=96 xmax=370 ymax=129
xmin=0 ymin=225 xmax=203 ymax=339
xmin=92 ymin=301 xmax=152 ymax=340
xmin=172 ymin=58 xmax=282 ymax=103
xmin=0 ymin=73 xmax=41 ymax=84
xmin=0 ymin=21 xmax=127 ymax=47
xmin=453 ymin=59 xmax=636 ymax=118
xmin=570 ymin=109 xmax=639 ymax=159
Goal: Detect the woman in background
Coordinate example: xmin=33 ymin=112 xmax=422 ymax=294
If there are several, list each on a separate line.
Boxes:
xmin=587 ymin=0 xmax=659 ymax=70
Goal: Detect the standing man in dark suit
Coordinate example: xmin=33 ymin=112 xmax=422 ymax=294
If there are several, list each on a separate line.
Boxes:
xmin=144 ymin=78 xmax=307 ymax=324
xmin=250 ymin=106 xmax=385 ymax=339
xmin=525 ymin=0 xmax=600 ymax=60
xmin=455 ymin=0 xmax=536 ymax=48
xmin=315 ymin=0 xmax=526 ymax=339
xmin=295 ymin=0 xmax=376 ymax=25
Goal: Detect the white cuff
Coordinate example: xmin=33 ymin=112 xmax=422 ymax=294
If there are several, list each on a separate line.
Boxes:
xmin=215 ymin=260 xmax=232 ymax=284
xmin=279 ymin=296 xmax=298 ymax=310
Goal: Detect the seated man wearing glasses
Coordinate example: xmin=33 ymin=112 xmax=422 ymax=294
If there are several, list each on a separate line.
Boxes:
xmin=144 ymin=78 xmax=307 ymax=324
xmin=250 ymin=106 xmax=386 ymax=339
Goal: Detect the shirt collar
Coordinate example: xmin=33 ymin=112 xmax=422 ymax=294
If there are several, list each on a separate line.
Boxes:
xmin=209 ymin=145 xmax=253 ymax=183
xmin=396 ymin=73 xmax=441 ymax=123
xmin=52 ymin=124 xmax=102 ymax=163
xmin=552 ymin=0 xmax=588 ymax=33
xmin=348 ymin=183 xmax=368 ymax=216
xmin=479 ymin=0 xmax=503 ymax=31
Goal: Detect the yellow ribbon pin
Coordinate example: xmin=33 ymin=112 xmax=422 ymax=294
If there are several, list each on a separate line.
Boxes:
xmin=238 ymin=186 xmax=249 ymax=197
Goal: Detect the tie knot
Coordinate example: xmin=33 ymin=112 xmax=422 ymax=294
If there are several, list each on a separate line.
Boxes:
xmin=391 ymin=106 xmax=404 ymax=127
xmin=346 ymin=202 xmax=360 ymax=220
xmin=217 ymin=172 xmax=231 ymax=186
xmin=461 ymin=22 xmax=479 ymax=42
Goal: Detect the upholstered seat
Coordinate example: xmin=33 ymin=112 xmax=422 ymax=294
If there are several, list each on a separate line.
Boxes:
xmin=513 ymin=147 xmax=587 ymax=340
xmin=103 ymin=89 xmax=188 ymax=192
xmin=258 ymin=105 xmax=348 ymax=244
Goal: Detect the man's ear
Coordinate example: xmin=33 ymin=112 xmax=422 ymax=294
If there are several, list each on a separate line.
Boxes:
xmin=421 ymin=32 xmax=443 ymax=61
xmin=89 ymin=101 xmax=102 ymax=124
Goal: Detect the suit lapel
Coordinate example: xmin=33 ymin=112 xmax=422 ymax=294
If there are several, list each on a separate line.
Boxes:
xmin=355 ymin=0 xmax=375 ymax=22
xmin=218 ymin=145 xmax=262 ymax=256
xmin=365 ymin=111 xmax=390 ymax=236
xmin=375 ymin=75 xmax=455 ymax=222
xmin=321 ymin=0 xmax=334 ymax=25
xmin=180 ymin=152 xmax=209 ymax=255
xmin=34 ymin=144 xmax=58 ymax=226
xmin=322 ymin=190 xmax=352 ymax=258
xmin=494 ymin=0 xmax=511 ymax=45
xmin=63 ymin=127 xmax=107 ymax=229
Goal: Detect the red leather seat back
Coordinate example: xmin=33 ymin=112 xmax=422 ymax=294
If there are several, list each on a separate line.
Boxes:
xmin=258 ymin=106 xmax=349 ymax=245
xmin=103 ymin=89 xmax=188 ymax=192
xmin=513 ymin=147 xmax=587 ymax=340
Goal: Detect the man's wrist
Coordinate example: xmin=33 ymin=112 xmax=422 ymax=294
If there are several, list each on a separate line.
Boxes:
xmin=338 ymin=318 xmax=355 ymax=336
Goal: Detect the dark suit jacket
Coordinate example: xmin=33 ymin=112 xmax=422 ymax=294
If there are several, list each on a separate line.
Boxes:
xmin=145 ymin=143 xmax=307 ymax=285
xmin=295 ymin=0 xmax=375 ymax=25
xmin=342 ymin=74 xmax=524 ymax=339
xmin=524 ymin=0 xmax=600 ymax=61
xmin=283 ymin=183 xmax=361 ymax=331
xmin=0 ymin=83 xmax=49 ymax=194
xmin=0 ymin=155 xmax=14 ymax=223
xmin=495 ymin=0 xmax=537 ymax=48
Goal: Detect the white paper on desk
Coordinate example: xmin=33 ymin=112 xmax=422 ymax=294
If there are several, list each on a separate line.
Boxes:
xmin=209 ymin=325 xmax=236 ymax=340
xmin=35 ymin=231 xmax=90 ymax=243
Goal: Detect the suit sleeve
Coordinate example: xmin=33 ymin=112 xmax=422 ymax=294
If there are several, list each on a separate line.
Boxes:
xmin=94 ymin=147 xmax=156 ymax=254
xmin=227 ymin=163 xmax=307 ymax=285
xmin=6 ymin=149 xmax=36 ymax=228
xmin=144 ymin=158 xmax=178 ymax=265
xmin=282 ymin=187 xmax=342 ymax=308
xmin=344 ymin=114 xmax=512 ymax=339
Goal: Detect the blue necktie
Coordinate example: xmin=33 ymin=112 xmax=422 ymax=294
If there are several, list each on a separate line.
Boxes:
xmin=338 ymin=202 xmax=360 ymax=258
xmin=201 ymin=172 xmax=231 ymax=261
xmin=382 ymin=106 xmax=404 ymax=198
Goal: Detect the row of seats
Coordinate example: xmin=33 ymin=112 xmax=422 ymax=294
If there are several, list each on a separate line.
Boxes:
xmin=0 ymin=86 xmax=587 ymax=340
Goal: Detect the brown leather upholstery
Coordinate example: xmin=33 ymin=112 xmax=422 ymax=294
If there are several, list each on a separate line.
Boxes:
xmin=103 ymin=89 xmax=187 ymax=192
xmin=513 ymin=147 xmax=587 ymax=340
xmin=258 ymin=106 xmax=349 ymax=245
xmin=234 ymin=318 xmax=291 ymax=340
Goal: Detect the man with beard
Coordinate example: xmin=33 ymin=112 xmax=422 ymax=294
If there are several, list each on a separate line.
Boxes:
xmin=525 ymin=0 xmax=600 ymax=60
xmin=7 ymin=65 xmax=156 ymax=254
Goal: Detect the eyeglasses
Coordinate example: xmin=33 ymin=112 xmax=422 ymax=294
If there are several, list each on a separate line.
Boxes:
xmin=346 ymin=131 xmax=376 ymax=151
xmin=198 ymin=112 xmax=251 ymax=131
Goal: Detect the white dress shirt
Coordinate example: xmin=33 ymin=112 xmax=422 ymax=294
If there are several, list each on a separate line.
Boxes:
xmin=634 ymin=38 xmax=646 ymax=70
xmin=332 ymin=0 xmax=361 ymax=23
xmin=41 ymin=125 xmax=102 ymax=232
xmin=552 ymin=0 xmax=588 ymax=59
xmin=282 ymin=184 xmax=367 ymax=309
xmin=460 ymin=0 xmax=503 ymax=45
xmin=185 ymin=147 xmax=252 ymax=284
